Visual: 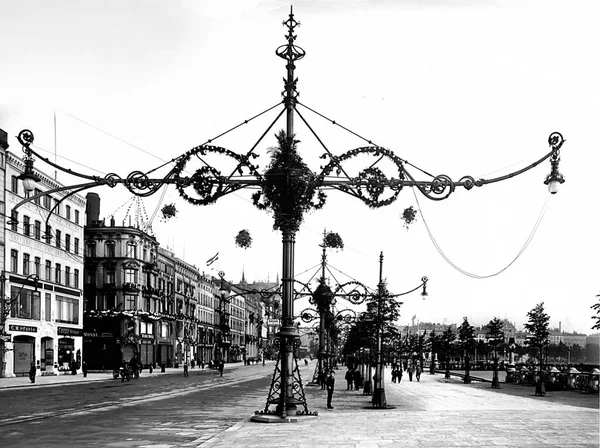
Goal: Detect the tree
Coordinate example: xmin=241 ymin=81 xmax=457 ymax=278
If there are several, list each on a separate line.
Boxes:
xmin=428 ymin=330 xmax=443 ymax=374
xmin=524 ymin=302 xmax=550 ymax=396
xmin=441 ymin=327 xmax=456 ymax=379
xmin=457 ymin=317 xmax=476 ymax=383
xmin=523 ymin=302 xmax=550 ymax=365
xmin=486 ymin=317 xmax=505 ymax=389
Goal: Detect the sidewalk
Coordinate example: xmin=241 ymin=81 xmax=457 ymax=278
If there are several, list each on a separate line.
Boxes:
xmin=199 ymin=367 xmax=599 ymax=448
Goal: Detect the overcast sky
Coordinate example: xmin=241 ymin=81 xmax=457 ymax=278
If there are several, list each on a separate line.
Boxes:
xmin=1 ymin=0 xmax=598 ymax=334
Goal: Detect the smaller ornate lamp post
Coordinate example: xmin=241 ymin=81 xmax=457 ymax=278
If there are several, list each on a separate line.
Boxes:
xmin=505 ymin=337 xmax=517 ymax=383
xmin=566 ymin=366 xmax=580 ymax=390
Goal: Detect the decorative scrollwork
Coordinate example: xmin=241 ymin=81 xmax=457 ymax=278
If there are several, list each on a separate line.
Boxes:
xmin=300 ymin=308 xmax=318 ymax=323
xmin=333 ymin=281 xmax=369 ymax=305
xmin=548 ymin=132 xmax=564 ymax=151
xmin=174 ymin=144 xmax=260 ymax=206
xmin=318 ymin=146 xmax=406 ymax=208
xmin=17 ymin=129 xmax=34 ymax=148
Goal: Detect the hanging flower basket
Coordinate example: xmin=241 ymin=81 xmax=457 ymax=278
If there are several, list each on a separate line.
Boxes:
xmin=235 ymin=229 xmax=253 ymax=249
xmin=401 ymin=206 xmax=418 ymax=229
xmin=323 ymin=231 xmax=344 ymax=250
xmin=160 ymin=203 xmax=178 ymax=221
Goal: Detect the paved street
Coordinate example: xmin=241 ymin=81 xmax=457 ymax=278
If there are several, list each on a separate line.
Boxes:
xmin=0 ymin=361 xmax=598 ymax=448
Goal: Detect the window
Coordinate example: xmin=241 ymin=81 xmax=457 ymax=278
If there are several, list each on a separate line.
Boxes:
xmin=10 ymin=211 xmax=18 ymax=232
xmin=86 ymin=241 xmax=96 ymax=257
xmin=23 ymin=253 xmax=30 ymax=276
xmin=74 ymin=269 xmax=80 ymax=289
xmin=34 ymin=220 xmax=41 ymax=240
xmin=23 ymin=216 xmax=30 ymax=236
xmin=45 ymin=293 xmax=51 ymax=321
xmin=124 ymin=268 xmax=137 ymax=284
xmin=55 ymin=230 xmax=61 ymax=249
xmin=65 ymin=234 xmax=71 ymax=252
xmin=65 ymin=266 xmax=71 ymax=287
xmin=43 ymin=195 xmax=51 ymax=209
xmin=44 ymin=224 xmax=52 ymax=242
xmin=55 ymin=296 xmax=79 ymax=324
xmin=34 ymin=188 xmax=42 ymax=205
xmin=11 ymin=286 xmax=40 ymax=320
xmin=66 ymin=205 xmax=71 ymax=220
xmin=45 ymin=261 xmax=52 ymax=281
xmin=55 ymin=263 xmax=62 ymax=284
xmin=125 ymin=294 xmax=136 ymax=310
xmin=106 ymin=241 xmax=115 ymax=258
xmin=11 ymin=175 xmax=18 ymax=194
xmin=105 ymin=270 xmax=115 ymax=285
xmin=75 ymin=210 xmax=80 ymax=224
xmin=34 ymin=257 xmax=41 ymax=277
xmin=74 ymin=238 xmax=80 ymax=255
xmin=53 ymin=198 xmax=60 ymax=216
xmin=10 ymin=250 xmax=18 ymax=273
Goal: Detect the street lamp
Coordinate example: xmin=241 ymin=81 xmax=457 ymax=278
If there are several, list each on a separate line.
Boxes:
xmin=11 ymin=8 xmax=565 ymax=419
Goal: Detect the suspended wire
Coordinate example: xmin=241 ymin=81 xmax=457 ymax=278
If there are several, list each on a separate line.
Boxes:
xmin=413 ymin=188 xmax=551 ymax=279
xmin=296 ymin=101 xmax=378 ymax=146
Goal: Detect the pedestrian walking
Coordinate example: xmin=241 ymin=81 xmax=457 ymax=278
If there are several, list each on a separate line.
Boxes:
xmin=218 ymin=360 xmax=224 ymax=376
xmin=345 ymin=368 xmax=354 ymax=390
xmin=398 ymin=367 xmax=403 ymax=383
xmin=82 ymin=361 xmax=88 ymax=378
xmin=29 ymin=362 xmax=36 ymax=383
xmin=408 ymin=365 xmax=414 ymax=382
xmin=190 ymin=359 xmax=195 ymax=369
xmin=416 ymin=364 xmax=422 ymax=382
xmin=353 ymin=369 xmax=361 ymax=390
xmin=319 ymin=370 xmax=326 ymax=390
xmin=183 ymin=362 xmax=189 ymax=377
xmin=325 ymin=370 xmax=335 ymax=409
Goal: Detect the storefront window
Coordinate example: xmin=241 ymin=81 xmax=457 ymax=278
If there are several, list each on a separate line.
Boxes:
xmin=11 ymin=286 xmax=40 ymax=320
xmin=56 ymin=295 xmax=79 ymax=324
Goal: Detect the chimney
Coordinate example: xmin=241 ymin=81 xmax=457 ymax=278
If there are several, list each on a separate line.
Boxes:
xmin=0 ymin=128 xmax=8 ymax=150
xmin=86 ymin=192 xmax=100 ymax=226
xmin=559 ymin=321 xmax=562 ymax=333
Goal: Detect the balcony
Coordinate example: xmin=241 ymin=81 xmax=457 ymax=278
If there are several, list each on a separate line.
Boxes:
xmin=122 ymin=282 xmax=140 ymax=293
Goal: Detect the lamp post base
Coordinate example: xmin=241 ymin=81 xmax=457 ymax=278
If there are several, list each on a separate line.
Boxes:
xmin=371 ymin=387 xmax=387 ymax=408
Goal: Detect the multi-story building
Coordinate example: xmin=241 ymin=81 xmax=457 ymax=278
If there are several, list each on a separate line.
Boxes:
xmin=197 ymin=273 xmax=217 ymax=366
xmin=83 ymin=193 xmax=162 ymax=369
xmin=3 ymin=150 xmax=85 ymax=377
xmin=156 ymin=247 xmax=176 ymax=366
xmin=173 ymin=255 xmax=199 ymax=366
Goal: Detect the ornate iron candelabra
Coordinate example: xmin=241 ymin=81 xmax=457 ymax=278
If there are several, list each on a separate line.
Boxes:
xmin=11 ymin=7 xmax=565 ymax=418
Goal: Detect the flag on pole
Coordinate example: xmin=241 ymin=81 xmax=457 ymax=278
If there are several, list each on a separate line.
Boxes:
xmin=206 ymin=252 xmax=219 ymax=266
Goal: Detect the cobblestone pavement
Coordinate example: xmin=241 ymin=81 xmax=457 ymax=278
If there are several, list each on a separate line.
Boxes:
xmin=199 ymin=369 xmax=599 ymax=448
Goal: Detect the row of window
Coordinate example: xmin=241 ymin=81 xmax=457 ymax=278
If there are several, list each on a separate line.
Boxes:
xmin=10 ymin=286 xmax=79 ymax=324
xmin=11 ymin=212 xmax=81 ymax=254
xmin=10 ymin=249 xmax=80 ymax=288
xmin=10 ymin=176 xmax=80 ymax=223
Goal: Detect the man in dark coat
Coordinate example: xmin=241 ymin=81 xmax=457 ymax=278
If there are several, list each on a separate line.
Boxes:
xmin=325 ymin=370 xmax=335 ymax=409
xmin=345 ymin=368 xmax=354 ymax=390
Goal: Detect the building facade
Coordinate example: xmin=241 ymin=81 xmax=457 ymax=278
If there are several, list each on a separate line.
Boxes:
xmin=3 ymin=151 xmax=85 ymax=377
xmin=83 ymin=192 xmax=162 ymax=369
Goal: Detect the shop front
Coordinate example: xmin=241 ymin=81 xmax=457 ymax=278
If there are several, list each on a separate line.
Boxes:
xmin=157 ymin=338 xmax=173 ymax=367
xmin=83 ymin=331 xmax=118 ymax=370
xmin=140 ymin=334 xmax=155 ymax=368
xmin=8 ymin=324 xmax=38 ymax=377
xmin=57 ymin=327 xmax=83 ymax=372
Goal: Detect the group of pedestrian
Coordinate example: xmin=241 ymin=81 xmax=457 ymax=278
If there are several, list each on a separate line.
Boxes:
xmin=344 ymin=368 xmax=362 ymax=390
xmin=391 ymin=362 xmax=422 ymax=382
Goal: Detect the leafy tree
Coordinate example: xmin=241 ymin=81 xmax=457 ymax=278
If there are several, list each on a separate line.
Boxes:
xmin=440 ymin=327 xmax=456 ymax=379
xmin=486 ymin=317 xmax=505 ymax=388
xmin=457 ymin=317 xmax=476 ymax=383
xmin=428 ymin=330 xmax=443 ymax=374
xmin=523 ymin=302 xmax=550 ymax=365
xmin=524 ymin=302 xmax=550 ymax=396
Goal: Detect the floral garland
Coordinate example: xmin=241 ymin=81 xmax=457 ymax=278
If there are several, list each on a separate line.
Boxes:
xmin=160 ymin=203 xmax=177 ymax=221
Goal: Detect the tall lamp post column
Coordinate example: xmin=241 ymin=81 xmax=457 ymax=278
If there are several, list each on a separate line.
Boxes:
xmin=372 ymin=253 xmax=387 ymax=408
